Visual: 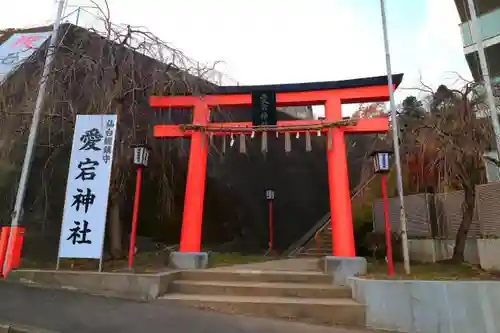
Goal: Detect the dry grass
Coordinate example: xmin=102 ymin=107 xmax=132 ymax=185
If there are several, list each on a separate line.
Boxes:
xmin=20 ymin=249 xmax=172 ymax=273
xmin=18 ymin=251 xmax=276 ymax=273
xmin=365 ymin=260 xmax=500 ymax=280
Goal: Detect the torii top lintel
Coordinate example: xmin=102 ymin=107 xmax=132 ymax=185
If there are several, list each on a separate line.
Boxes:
xmin=149 ymin=73 xmax=403 ymax=137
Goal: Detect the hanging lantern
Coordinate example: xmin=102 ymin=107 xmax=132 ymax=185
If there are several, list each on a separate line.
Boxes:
xmin=239 ymin=134 xmax=247 ymax=154
xmin=296 ymin=132 xmax=300 ymax=139
xmin=284 ymin=132 xmax=291 ymax=152
xmin=261 ymin=131 xmax=268 ymax=153
xmin=305 ymin=132 xmax=312 ymax=152
xmin=370 ymin=149 xmax=391 ymax=174
xmin=221 ymin=135 xmax=227 ymax=154
xmin=209 ymin=133 xmax=214 ymax=146
xmin=230 ymin=134 xmax=235 ymax=147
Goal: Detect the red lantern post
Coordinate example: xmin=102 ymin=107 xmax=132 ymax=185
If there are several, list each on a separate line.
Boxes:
xmin=128 ymin=144 xmax=150 ymax=269
xmin=265 ymin=189 xmax=275 ymax=254
xmin=372 ymin=149 xmax=394 ymax=276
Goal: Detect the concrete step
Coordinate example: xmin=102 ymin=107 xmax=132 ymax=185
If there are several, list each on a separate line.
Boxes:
xmin=303 ymin=252 xmax=330 ymax=257
xmin=179 ymin=270 xmax=332 ymax=284
xmin=210 ymin=258 xmax=322 ymax=272
xmin=170 ymin=280 xmax=351 ymax=299
xmin=301 ymin=249 xmax=330 ymax=254
xmin=159 ymin=294 xmax=365 ymax=327
xmin=317 ymin=238 xmax=331 ymax=243
xmin=297 ymin=252 xmax=330 ymax=258
xmin=304 ymin=248 xmax=331 ymax=254
xmin=309 ymin=237 xmax=332 ymax=245
xmin=308 ymin=244 xmax=331 ymax=249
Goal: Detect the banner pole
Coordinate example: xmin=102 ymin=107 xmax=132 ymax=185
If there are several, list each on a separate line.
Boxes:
xmin=3 ymin=0 xmax=66 ymax=276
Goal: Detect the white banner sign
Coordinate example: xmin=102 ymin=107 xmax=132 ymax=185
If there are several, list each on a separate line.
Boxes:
xmin=0 ymin=32 xmax=51 ymax=84
xmin=58 ymin=115 xmax=117 ymax=259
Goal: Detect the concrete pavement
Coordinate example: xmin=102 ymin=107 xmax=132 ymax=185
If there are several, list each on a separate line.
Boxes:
xmin=0 ymin=281 xmax=380 ymax=333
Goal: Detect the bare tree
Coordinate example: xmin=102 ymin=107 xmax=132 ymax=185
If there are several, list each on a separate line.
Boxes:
xmin=0 ymin=2 xmax=220 ymax=260
xmin=407 ymin=83 xmax=493 ymax=262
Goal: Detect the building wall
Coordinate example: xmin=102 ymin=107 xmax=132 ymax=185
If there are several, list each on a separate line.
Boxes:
xmin=455 ymin=1 xmax=500 ymax=81
xmin=372 ymin=181 xmax=500 ymax=239
xmin=460 ymin=7 xmax=500 ymax=48
xmin=455 ymin=0 xmax=500 ymax=23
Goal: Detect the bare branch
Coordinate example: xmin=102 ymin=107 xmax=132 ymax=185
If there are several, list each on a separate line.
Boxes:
xmin=0 ymin=5 xmax=224 ymax=245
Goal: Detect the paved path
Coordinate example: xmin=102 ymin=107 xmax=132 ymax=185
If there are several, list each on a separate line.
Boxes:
xmin=0 ymin=282 xmax=378 ymax=333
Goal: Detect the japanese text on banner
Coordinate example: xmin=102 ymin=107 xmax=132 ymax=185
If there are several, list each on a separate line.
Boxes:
xmin=58 ymin=115 xmax=117 ymax=259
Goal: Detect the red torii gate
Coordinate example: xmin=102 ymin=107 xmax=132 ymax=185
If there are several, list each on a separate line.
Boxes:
xmin=149 ymin=74 xmax=403 ymax=257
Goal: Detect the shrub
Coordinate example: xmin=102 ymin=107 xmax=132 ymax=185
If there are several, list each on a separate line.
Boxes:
xmin=364 ymin=231 xmax=403 ymax=262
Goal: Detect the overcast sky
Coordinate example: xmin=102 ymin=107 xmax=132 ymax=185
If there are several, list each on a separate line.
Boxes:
xmin=0 ymin=0 xmax=472 ymax=115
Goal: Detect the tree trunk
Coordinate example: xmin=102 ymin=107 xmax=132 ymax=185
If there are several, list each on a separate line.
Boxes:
xmin=452 ymin=186 xmax=476 ymax=262
xmin=108 ymin=197 xmax=123 ymax=259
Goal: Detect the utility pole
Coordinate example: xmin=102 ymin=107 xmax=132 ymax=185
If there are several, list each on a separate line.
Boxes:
xmin=3 ymin=0 xmax=66 ymax=274
xmin=379 ymin=0 xmax=411 ymax=274
xmin=466 ymin=0 xmax=500 ymax=159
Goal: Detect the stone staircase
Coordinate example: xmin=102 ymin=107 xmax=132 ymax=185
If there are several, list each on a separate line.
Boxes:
xmin=159 ymin=269 xmax=365 ymax=327
xmin=298 ymin=225 xmax=333 ymax=257
xmin=286 ymin=174 xmax=377 ymax=258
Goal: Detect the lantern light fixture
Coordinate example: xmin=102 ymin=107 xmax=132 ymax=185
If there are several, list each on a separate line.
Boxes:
xmin=265 ymin=189 xmax=275 ymax=201
xmin=370 ymin=149 xmax=391 ymax=174
xmin=132 ymin=144 xmax=151 ymax=167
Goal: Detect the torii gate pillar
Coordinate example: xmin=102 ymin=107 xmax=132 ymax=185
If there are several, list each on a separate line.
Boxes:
xmin=325 ymin=99 xmax=355 ymax=257
xmin=179 ymin=103 xmax=209 ymax=253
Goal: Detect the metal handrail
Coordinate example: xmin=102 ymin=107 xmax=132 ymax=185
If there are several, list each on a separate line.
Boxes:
xmin=286 ymin=173 xmax=377 ymax=257
xmin=286 ymin=212 xmax=330 ymax=257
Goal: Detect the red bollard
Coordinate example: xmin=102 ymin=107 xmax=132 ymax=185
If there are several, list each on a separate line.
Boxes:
xmin=1 ymin=226 xmax=25 ymax=278
xmin=0 ymin=227 xmax=10 ymax=277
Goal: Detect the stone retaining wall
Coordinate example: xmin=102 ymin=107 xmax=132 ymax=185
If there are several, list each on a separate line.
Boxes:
xmin=349 ymin=277 xmax=500 ymax=333
xmin=407 ymin=239 xmax=480 ymax=264
xmin=6 ymin=270 xmax=179 ymax=301
xmin=408 ymin=239 xmax=500 ymax=271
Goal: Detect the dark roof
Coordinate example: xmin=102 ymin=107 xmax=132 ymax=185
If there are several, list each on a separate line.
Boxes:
xmin=369 ymin=137 xmax=393 ymax=156
xmin=212 ymin=73 xmax=404 ymax=95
